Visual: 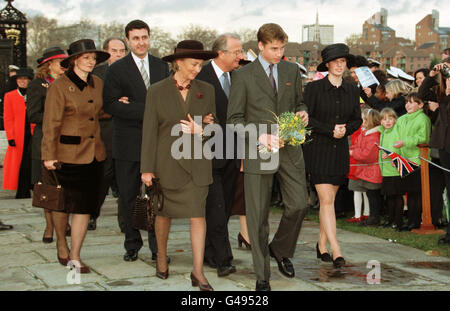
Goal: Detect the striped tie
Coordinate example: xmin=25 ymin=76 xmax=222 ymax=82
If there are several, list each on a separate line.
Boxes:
xmin=140 ymin=59 xmax=150 ymax=89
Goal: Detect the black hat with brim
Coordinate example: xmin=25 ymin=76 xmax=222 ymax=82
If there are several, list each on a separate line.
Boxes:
xmin=12 ymin=67 xmax=34 ymax=80
xmin=37 ymin=46 xmax=68 ymax=67
xmin=317 ymin=43 xmax=353 ymax=72
xmin=162 ymin=40 xmax=218 ymax=63
xmin=61 ymin=39 xmax=110 ymax=68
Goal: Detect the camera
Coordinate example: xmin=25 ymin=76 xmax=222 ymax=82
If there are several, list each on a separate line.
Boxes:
xmin=440 ymin=63 xmax=450 ymax=78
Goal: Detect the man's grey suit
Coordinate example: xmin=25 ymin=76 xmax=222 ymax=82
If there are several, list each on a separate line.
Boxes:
xmin=227 ymin=58 xmax=308 ymax=281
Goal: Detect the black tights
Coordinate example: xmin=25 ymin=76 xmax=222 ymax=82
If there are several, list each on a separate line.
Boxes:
xmin=387 ymin=194 xmax=403 ymax=227
xmin=366 ymin=189 xmax=382 ymax=220
xmin=406 ymin=192 xmax=421 ymax=227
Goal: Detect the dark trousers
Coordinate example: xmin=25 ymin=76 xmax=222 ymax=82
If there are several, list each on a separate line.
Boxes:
xmin=115 ymin=159 xmax=157 ymax=253
xmin=204 ymin=160 xmax=239 ymax=267
xmin=93 ymin=119 xmax=115 ymax=219
xmin=439 ymin=149 xmax=450 ymax=237
xmin=429 ymin=157 xmax=445 ymax=226
xmin=387 ymin=194 xmax=404 ymax=227
xmin=366 ymin=189 xmax=382 ymax=220
xmin=16 ymin=131 xmax=32 ymax=199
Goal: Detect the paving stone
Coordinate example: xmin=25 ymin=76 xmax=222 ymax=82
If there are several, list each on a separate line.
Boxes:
xmin=0 ymin=267 xmax=46 ymax=291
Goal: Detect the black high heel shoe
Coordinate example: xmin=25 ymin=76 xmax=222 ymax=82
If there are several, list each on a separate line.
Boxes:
xmin=190 ymin=272 xmax=213 ymax=291
xmin=238 ymin=233 xmax=251 ymax=250
xmin=333 ymin=256 xmax=346 ymax=268
xmin=316 ymin=243 xmax=332 ymax=262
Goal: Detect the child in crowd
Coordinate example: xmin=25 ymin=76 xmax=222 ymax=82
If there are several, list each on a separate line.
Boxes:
xmin=378 ymin=108 xmax=403 ymax=229
xmin=349 ymin=108 xmax=383 ymax=226
xmin=393 ymin=93 xmax=431 ymax=231
xmin=347 ymin=110 xmax=369 ymax=223
xmin=364 ymin=79 xmax=411 ymax=116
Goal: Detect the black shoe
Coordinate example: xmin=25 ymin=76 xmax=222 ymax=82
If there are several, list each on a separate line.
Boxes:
xmin=87 ymin=217 xmax=97 ymax=231
xmin=269 ymin=244 xmax=295 ymax=278
xmin=151 ymin=253 xmax=171 ymax=264
xmin=42 ymin=235 xmax=53 ymax=244
xmin=0 ymin=221 xmax=13 ymax=231
xmin=316 ymin=243 xmax=332 ymax=262
xmin=255 ymin=280 xmax=271 ymax=291
xmin=438 ymin=235 xmax=450 ymax=245
xmin=217 ymin=264 xmax=236 ymax=277
xmin=124 ymin=250 xmax=139 ymax=262
xmin=204 ymin=257 xmax=217 ymax=269
xmin=333 ymin=256 xmax=346 ymax=268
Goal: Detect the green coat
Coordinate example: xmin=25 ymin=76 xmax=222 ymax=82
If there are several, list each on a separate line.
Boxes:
xmin=140 ymin=76 xmax=215 ymax=190
xmin=393 ymin=109 xmax=431 ymax=166
xmin=378 ymin=126 xmax=400 ymax=177
xmin=227 ymin=59 xmax=307 ymax=174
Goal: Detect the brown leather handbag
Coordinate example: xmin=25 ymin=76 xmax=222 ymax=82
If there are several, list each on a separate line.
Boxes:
xmin=132 ymin=178 xmax=164 ymax=231
xmin=32 ymin=169 xmax=65 ymax=211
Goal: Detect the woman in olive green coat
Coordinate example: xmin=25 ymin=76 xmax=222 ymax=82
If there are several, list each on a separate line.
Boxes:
xmin=141 ymin=40 xmax=217 ymax=290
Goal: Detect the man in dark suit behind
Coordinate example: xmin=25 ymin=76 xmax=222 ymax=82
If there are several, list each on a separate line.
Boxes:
xmin=103 ymin=20 xmax=170 ymax=262
xmin=90 ymin=37 xmax=127 ymax=231
xmin=196 ymin=33 xmax=243 ymax=277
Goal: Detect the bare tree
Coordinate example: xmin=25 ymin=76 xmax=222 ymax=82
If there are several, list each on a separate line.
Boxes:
xmin=98 ymin=21 xmax=126 ymax=47
xmin=177 ymin=24 xmax=218 ymax=49
xmin=345 ymin=33 xmax=361 ymax=47
xmin=26 ymin=15 xmax=58 ymax=68
xmin=150 ymin=27 xmax=176 ymax=58
xmin=235 ymin=28 xmax=257 ymax=44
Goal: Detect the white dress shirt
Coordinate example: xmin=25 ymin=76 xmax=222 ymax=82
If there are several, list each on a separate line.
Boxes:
xmin=131 ymin=52 xmax=150 ymax=81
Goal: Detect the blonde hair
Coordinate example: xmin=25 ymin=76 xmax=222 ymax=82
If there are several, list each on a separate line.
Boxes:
xmin=385 ymin=79 xmax=412 ymax=98
xmin=380 ymin=107 xmax=398 ymax=120
xmin=362 ymin=108 xmax=381 ymax=130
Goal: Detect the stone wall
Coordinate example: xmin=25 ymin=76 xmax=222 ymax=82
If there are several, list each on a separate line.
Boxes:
xmin=0 ymin=131 xmax=7 ymax=165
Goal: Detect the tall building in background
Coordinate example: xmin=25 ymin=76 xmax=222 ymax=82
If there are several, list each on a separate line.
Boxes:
xmin=357 ymin=8 xmax=395 ymax=46
xmin=302 ymin=12 xmax=334 ymax=45
xmin=416 ymin=9 xmax=450 ymax=58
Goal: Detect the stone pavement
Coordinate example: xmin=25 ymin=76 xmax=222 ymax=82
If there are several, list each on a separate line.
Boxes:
xmin=0 ymin=192 xmax=449 ymax=292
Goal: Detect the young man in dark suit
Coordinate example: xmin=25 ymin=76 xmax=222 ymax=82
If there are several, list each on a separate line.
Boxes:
xmin=103 ymin=20 xmax=170 ymax=262
xmin=227 ymin=23 xmax=309 ymax=291
xmin=196 ymin=33 xmax=243 ymax=277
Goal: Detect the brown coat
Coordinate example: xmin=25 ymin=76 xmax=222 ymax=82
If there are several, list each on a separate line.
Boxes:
xmin=41 ymin=71 xmax=106 ymax=164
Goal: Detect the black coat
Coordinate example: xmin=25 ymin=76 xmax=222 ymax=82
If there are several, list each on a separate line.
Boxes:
xmin=429 ymin=95 xmax=450 ymax=153
xmin=366 ymin=94 xmax=407 ymax=117
xmin=196 ymin=62 xmax=239 ymax=169
xmin=102 ymin=53 xmax=169 ymax=161
xmin=27 ymin=77 xmax=47 ymax=160
xmin=92 ymin=63 xmax=108 ymax=81
xmin=302 ymin=76 xmax=362 ymax=176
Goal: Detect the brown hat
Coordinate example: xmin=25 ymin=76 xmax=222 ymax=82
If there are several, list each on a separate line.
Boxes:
xmin=61 ymin=39 xmax=110 ymax=68
xmin=162 ymin=40 xmax=217 ymax=63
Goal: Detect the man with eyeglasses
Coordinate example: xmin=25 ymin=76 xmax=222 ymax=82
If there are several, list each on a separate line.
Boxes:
xmin=196 ymin=33 xmax=244 ymax=277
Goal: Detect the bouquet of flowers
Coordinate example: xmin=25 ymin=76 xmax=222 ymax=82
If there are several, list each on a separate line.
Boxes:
xmin=258 ymin=111 xmax=311 ymax=154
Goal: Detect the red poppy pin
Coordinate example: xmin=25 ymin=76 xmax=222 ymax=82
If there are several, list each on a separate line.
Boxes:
xmin=286 ymin=82 xmax=292 ymax=87
xmin=196 ymin=92 xmax=203 ymax=99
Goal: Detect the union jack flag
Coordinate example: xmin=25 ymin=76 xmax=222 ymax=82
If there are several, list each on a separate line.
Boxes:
xmin=376 ymin=144 xmax=419 ymax=178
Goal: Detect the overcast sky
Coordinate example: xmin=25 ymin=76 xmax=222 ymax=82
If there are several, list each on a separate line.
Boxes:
xmin=13 ymin=0 xmax=450 ymax=43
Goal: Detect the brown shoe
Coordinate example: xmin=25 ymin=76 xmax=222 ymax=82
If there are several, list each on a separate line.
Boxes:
xmin=190 ymin=272 xmax=213 ymax=291
xmin=156 ymin=267 xmax=169 ymax=279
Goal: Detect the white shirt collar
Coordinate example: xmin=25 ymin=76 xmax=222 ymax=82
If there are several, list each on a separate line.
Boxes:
xmin=131 ymin=51 xmax=148 ymax=65
xmin=211 ymin=60 xmax=229 ymax=80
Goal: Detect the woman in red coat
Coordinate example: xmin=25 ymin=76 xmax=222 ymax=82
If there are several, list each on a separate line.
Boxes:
xmin=2 ymin=68 xmax=35 ymax=198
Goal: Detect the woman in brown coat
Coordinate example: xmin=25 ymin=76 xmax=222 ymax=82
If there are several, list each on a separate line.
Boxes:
xmin=42 ymin=39 xmax=109 ymax=273
xmin=141 ymin=40 xmax=217 ymax=290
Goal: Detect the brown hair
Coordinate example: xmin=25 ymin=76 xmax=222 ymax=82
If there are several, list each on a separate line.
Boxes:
xmin=257 ymin=23 xmax=288 ymax=45
xmin=405 ymin=92 xmax=424 ymax=106
xmin=35 ymin=61 xmax=51 ymax=80
xmin=380 ymin=107 xmax=398 ymax=121
xmin=362 ymin=108 xmax=381 ymax=130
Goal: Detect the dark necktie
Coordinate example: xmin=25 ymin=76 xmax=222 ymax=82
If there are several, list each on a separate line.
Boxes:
xmin=269 ymin=64 xmax=277 ymax=95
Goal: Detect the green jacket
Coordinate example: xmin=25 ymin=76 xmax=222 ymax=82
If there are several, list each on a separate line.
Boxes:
xmin=393 ymin=109 xmax=431 ymax=166
xmin=378 ymin=125 xmax=399 ymax=177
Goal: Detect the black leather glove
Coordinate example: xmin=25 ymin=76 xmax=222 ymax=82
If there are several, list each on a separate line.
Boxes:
xmin=8 ymin=139 xmax=16 ymax=147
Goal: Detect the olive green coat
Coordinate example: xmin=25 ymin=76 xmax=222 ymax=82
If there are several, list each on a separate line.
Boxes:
xmin=140 ymin=76 xmax=215 ymax=190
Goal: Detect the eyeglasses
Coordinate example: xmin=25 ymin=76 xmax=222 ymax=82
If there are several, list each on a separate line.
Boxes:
xmin=224 ymin=49 xmax=244 ymax=57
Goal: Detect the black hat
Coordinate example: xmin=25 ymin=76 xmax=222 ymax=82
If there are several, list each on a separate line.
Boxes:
xmin=61 ymin=39 xmax=110 ymax=68
xmin=37 ymin=46 xmax=68 ymax=67
xmin=317 ymin=43 xmax=353 ymax=72
xmin=162 ymin=40 xmax=218 ymax=63
xmin=12 ymin=67 xmax=34 ymax=80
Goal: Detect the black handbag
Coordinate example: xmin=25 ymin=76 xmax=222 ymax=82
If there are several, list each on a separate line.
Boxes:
xmin=132 ymin=178 xmax=164 ymax=231
xmin=32 ymin=169 xmax=65 ymax=211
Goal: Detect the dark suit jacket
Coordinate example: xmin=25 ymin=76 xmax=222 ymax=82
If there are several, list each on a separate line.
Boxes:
xmin=227 ymin=59 xmax=307 ymax=174
xmin=141 ymin=77 xmax=215 ymax=190
xmin=196 ymin=62 xmax=238 ymax=169
xmin=102 ymin=53 xmax=169 ymax=161
xmin=92 ymin=63 xmax=108 ymax=81
xmin=27 ymin=78 xmax=47 ymax=160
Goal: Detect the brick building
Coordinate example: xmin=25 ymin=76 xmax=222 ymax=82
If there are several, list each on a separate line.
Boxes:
xmin=357 ymin=8 xmax=395 ymax=46
xmin=415 ymin=10 xmax=450 ymax=58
